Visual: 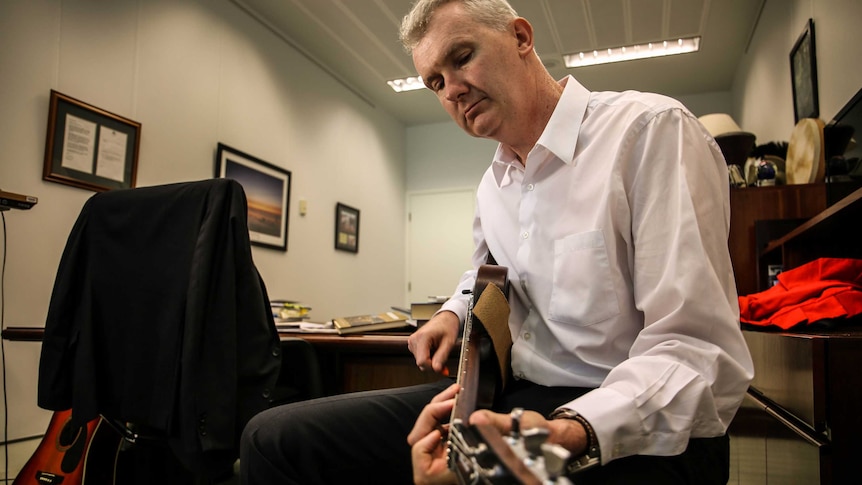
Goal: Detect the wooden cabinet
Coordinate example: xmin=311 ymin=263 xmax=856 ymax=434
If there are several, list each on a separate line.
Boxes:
xmin=728 ymin=184 xmax=827 ymax=296
xmin=728 ymin=187 xmax=862 ymax=484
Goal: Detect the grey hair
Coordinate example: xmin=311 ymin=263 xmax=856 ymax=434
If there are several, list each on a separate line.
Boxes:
xmin=399 ymin=0 xmax=519 ymax=53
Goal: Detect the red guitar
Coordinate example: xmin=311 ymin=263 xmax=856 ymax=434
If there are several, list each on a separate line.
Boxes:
xmin=13 ymin=409 xmax=98 ymax=485
xmin=13 ymin=410 xmax=123 ymax=485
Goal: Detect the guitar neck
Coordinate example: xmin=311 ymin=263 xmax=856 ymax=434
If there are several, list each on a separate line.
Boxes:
xmin=451 ymin=307 xmax=481 ymax=425
xmin=449 ymin=264 xmax=509 ymax=424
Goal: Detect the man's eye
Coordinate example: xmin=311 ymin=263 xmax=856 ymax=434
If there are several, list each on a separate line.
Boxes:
xmin=456 ymin=52 xmax=473 ymax=67
xmin=430 ymin=80 xmax=444 ymax=92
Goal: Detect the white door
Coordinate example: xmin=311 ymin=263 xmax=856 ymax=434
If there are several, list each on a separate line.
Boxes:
xmin=407 ymin=189 xmax=476 ymax=305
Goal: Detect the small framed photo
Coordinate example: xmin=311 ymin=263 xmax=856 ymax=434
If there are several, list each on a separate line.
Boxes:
xmin=335 ymin=203 xmax=360 ymax=253
xmin=216 ymin=143 xmax=290 ymax=251
xmin=43 ymin=90 xmax=141 ymax=192
xmin=790 ymin=18 xmax=819 ymax=123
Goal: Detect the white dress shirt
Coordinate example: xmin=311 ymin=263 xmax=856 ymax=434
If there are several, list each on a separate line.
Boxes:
xmin=439 ymin=76 xmax=754 ymax=463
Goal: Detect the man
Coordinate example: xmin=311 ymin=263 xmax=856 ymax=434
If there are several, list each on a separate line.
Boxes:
xmin=240 ymin=1 xmax=754 ymax=483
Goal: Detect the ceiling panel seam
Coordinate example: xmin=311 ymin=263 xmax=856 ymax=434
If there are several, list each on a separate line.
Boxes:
xmin=583 ymin=1 xmax=599 ymax=48
xmin=333 ymin=0 xmax=414 ymax=74
xmin=539 ymin=0 xmax=565 ymax=54
xmin=622 ymin=0 xmax=633 ymax=45
xmin=230 ymin=0 xmax=375 ymax=108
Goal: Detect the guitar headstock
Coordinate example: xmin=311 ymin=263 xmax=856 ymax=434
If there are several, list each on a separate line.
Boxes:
xmin=448 ymin=409 xmax=574 ymax=485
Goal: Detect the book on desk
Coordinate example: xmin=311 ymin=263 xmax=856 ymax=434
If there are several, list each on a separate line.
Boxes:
xmin=332 ymin=311 xmax=411 ymax=335
xmin=410 ymin=298 xmax=447 ymax=327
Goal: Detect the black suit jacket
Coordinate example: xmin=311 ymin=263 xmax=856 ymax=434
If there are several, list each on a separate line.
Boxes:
xmin=38 ymin=179 xmax=281 ymax=474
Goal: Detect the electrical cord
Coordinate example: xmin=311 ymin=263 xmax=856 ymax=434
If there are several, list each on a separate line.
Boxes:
xmin=1 ymin=209 xmax=8 ymax=483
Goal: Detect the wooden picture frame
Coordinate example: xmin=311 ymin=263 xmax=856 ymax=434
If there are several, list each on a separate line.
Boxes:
xmin=335 ymin=203 xmax=360 ymax=253
xmin=790 ymin=18 xmax=819 ymax=123
xmin=43 ymin=90 xmax=141 ymax=192
xmin=215 ymin=143 xmax=290 ymax=251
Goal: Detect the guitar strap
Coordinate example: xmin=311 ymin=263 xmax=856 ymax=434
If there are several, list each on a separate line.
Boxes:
xmin=472 ymin=283 xmax=512 ymax=391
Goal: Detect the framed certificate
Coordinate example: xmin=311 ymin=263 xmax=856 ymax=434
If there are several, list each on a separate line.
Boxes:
xmin=43 ymin=90 xmax=141 ymax=192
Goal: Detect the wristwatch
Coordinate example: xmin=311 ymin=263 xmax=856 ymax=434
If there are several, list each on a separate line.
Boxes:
xmin=548 ymin=408 xmax=602 ymax=473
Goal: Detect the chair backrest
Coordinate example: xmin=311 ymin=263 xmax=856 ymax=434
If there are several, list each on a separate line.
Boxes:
xmin=38 ymin=179 xmax=282 ymax=479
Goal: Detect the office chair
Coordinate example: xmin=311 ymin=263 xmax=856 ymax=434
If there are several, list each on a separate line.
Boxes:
xmin=37 ymin=179 xmax=287 ymax=483
xmin=271 ymin=337 xmax=323 ymax=405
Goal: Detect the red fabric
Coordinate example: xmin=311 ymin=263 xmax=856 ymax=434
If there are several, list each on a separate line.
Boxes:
xmin=738 ymin=258 xmax=862 ymax=329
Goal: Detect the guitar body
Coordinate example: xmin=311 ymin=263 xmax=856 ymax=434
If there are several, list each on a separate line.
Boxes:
xmin=13 ymin=409 xmax=98 ymax=485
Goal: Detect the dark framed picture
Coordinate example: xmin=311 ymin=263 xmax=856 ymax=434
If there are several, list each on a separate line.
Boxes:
xmin=215 ymin=143 xmax=290 ymax=251
xmin=790 ymin=18 xmax=819 ymax=123
xmin=335 ymin=203 xmax=360 ymax=253
xmin=43 ymin=90 xmax=141 ymax=192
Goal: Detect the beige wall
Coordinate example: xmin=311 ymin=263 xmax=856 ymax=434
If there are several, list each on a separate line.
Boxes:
xmin=734 ymin=0 xmax=862 ymax=142
xmin=0 ymin=0 xmax=406 ymax=446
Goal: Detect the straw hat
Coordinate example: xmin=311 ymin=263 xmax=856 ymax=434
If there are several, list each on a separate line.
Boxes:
xmin=698 ymin=113 xmax=756 ymax=167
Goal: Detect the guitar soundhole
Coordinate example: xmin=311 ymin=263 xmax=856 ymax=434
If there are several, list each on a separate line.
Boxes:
xmin=57 ymin=417 xmax=81 ymax=450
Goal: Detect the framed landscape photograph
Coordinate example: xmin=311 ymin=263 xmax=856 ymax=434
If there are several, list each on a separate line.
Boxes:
xmin=215 ymin=143 xmax=290 ymax=251
xmin=790 ymin=18 xmax=819 ymax=123
xmin=43 ymin=90 xmax=141 ymax=192
xmin=335 ymin=203 xmax=360 ymax=253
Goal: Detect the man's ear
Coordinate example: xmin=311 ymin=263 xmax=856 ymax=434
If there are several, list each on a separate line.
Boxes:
xmin=512 ymin=17 xmax=535 ymax=57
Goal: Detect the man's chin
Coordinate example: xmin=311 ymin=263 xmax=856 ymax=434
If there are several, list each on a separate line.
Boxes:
xmin=463 ymin=120 xmax=497 ymax=140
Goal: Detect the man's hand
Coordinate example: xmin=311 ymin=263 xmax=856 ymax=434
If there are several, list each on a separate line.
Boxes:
xmin=469 ymin=409 xmax=590 ymax=457
xmin=407 ymin=310 xmax=460 ymax=374
xmin=408 ymin=383 xmax=460 ymax=485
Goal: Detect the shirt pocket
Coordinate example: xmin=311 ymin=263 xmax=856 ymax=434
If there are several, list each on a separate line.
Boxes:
xmin=549 ymin=230 xmax=620 ymax=326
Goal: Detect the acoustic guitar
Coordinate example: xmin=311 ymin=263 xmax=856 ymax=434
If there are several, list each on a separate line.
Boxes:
xmin=446 ymin=264 xmax=573 ymax=485
xmin=13 ymin=409 xmax=98 ymax=485
xmin=13 ymin=410 xmax=123 ymax=485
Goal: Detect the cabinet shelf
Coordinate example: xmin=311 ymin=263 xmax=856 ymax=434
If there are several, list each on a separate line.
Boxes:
xmin=758 ymin=187 xmax=862 ymax=287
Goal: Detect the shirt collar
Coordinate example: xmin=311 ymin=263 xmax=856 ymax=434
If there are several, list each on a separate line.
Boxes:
xmin=491 ymin=76 xmax=591 ymax=187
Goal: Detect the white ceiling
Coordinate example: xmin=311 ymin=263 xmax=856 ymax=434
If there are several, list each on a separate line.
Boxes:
xmin=232 ymin=0 xmax=766 ymax=126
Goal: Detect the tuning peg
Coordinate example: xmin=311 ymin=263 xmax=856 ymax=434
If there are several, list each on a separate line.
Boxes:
xmin=521 ymin=427 xmax=550 ymax=457
xmin=541 ymin=442 xmax=571 ymax=480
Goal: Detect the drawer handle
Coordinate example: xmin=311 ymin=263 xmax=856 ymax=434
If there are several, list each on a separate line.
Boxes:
xmin=746 ymin=390 xmax=829 ymax=448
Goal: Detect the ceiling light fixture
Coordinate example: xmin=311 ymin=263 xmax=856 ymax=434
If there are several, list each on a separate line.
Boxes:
xmin=563 ymin=36 xmax=701 ymax=68
xmin=387 ymin=76 xmax=425 ymax=92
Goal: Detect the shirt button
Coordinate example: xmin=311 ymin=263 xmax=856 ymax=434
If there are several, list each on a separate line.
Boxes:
xmin=522 ymin=231 xmax=529 ymax=239
xmin=526 ymin=183 xmax=534 ymax=191
xmin=523 ymin=332 xmax=531 ymax=340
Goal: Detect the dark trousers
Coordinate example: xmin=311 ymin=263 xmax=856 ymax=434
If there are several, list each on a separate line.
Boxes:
xmin=240 ymin=378 xmax=729 ymax=484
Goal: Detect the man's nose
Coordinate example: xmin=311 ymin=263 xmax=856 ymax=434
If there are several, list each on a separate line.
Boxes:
xmin=443 ymin=77 xmax=468 ymax=102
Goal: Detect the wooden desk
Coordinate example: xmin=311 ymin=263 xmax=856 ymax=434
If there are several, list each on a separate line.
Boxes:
xmin=285 ymin=331 xmax=453 ymax=395
xmin=2 ymin=327 xmax=452 ymax=396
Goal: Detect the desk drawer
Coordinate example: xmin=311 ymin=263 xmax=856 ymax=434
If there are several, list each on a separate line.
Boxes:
xmin=743 ymin=331 xmax=825 ymax=431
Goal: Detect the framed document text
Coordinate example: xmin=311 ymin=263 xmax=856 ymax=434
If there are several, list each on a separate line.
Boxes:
xmin=43 ymin=90 xmax=141 ymax=192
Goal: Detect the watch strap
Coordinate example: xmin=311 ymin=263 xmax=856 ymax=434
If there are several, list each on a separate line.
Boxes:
xmin=548 ymin=408 xmax=601 ymax=473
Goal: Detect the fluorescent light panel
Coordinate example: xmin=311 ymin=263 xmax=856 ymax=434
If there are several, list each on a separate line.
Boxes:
xmin=387 ymin=76 xmax=425 ymax=92
xmin=564 ymin=36 xmax=701 ymax=68
xmin=387 ymin=36 xmax=701 ymax=91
